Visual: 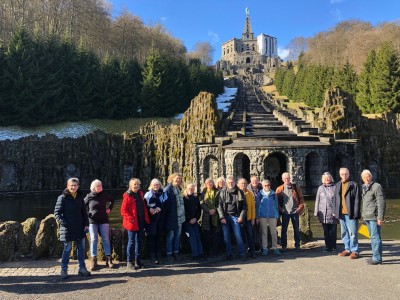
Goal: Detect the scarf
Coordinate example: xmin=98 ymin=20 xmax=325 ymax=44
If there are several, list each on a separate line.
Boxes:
xmin=173 ymin=186 xmax=185 ymax=221
xmin=205 ymin=189 xmax=218 ymax=227
xmin=260 ymin=189 xmax=271 ymax=197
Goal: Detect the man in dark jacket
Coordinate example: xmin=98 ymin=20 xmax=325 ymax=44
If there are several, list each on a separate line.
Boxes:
xmin=217 ymin=175 xmax=247 ymax=261
xmin=54 ymin=178 xmax=91 ymax=279
xmin=334 ymin=167 xmax=361 ymax=259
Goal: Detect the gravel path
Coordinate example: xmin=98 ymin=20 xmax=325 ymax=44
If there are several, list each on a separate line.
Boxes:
xmin=1 ymin=241 xmax=399 ymax=300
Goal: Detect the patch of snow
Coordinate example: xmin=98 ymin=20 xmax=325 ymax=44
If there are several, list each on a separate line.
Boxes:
xmin=216 ymin=87 xmax=237 ymax=112
xmin=0 ymin=122 xmax=99 ymax=141
xmin=174 ymin=113 xmax=184 ymax=120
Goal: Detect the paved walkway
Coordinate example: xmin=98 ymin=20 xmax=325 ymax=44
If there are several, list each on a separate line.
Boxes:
xmin=0 ymin=240 xmax=399 ymax=300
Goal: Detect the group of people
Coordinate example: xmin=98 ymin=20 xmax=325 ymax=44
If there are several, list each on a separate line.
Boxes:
xmin=53 ymin=166 xmax=386 ymax=279
xmin=54 ymin=178 xmax=116 ymax=279
xmin=314 ymin=167 xmax=386 ymax=265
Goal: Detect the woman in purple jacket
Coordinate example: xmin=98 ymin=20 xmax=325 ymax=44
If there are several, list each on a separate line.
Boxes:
xmin=314 ymin=172 xmax=337 ymax=252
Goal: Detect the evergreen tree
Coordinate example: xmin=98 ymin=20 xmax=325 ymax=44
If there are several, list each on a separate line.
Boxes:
xmin=281 ymin=68 xmax=296 ymax=99
xmin=333 ymin=62 xmax=358 ymax=97
xmin=356 ymin=50 xmax=376 ymax=113
xmin=370 ymin=42 xmax=400 ymax=113
xmin=99 ymin=56 xmax=124 ymax=118
xmin=0 ymin=45 xmax=11 ymax=125
xmin=301 ymin=65 xmax=334 ymax=107
xmin=72 ymin=42 xmax=100 ymax=120
xmin=292 ymin=65 xmax=306 ymax=102
xmin=118 ymin=59 xmax=142 ymax=118
xmin=33 ymin=35 xmax=65 ymax=124
xmin=140 ymin=48 xmax=165 ymax=117
xmin=2 ymin=28 xmax=44 ymax=125
xmin=58 ymin=38 xmax=80 ymax=121
xmin=274 ymin=68 xmax=286 ymax=94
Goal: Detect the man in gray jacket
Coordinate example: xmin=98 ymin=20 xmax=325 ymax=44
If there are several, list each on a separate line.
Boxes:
xmin=361 ymin=169 xmax=386 ymax=265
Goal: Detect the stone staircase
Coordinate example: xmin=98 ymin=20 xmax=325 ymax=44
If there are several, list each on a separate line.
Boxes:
xmin=226 ymin=85 xmax=325 ymax=142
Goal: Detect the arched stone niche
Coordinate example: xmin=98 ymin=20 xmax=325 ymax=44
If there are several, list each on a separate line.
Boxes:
xmin=334 ymin=154 xmax=349 ymax=182
xmin=203 ymin=155 xmax=219 ymax=181
xmin=264 ymin=152 xmax=288 ymax=190
xmin=123 ymin=163 xmax=134 ymax=186
xmin=171 ymin=161 xmax=180 ymax=173
xmin=65 ymin=163 xmax=80 ymax=181
xmin=305 ymin=152 xmax=322 ymax=194
xmin=0 ymin=161 xmax=17 ymax=190
xmin=233 ymin=152 xmax=250 ymax=182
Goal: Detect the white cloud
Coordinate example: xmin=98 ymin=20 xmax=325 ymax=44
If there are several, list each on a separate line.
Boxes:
xmin=330 ymin=0 xmax=344 ymax=4
xmin=208 ymin=31 xmax=219 ymax=44
xmin=330 ymin=8 xmax=343 ymax=21
xmin=160 ymin=16 xmax=167 ymax=21
xmin=278 ymin=48 xmax=290 ymax=59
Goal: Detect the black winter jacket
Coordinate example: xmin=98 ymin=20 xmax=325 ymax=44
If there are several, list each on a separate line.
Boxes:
xmin=84 ymin=191 xmax=115 ymax=224
xmin=334 ymin=180 xmax=361 ymax=219
xmin=217 ymin=187 xmax=247 ymax=220
xmin=54 ymin=189 xmax=89 ymax=242
xmin=184 ymin=194 xmax=202 ymax=223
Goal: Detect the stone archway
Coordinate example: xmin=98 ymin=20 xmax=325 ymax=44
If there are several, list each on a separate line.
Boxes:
xmin=264 ymin=152 xmax=287 ymax=190
xmin=203 ymin=155 xmax=219 ymax=181
xmin=233 ymin=153 xmax=250 ymax=182
xmin=334 ymin=154 xmax=349 ymax=182
xmin=123 ymin=163 xmax=134 ymax=187
xmin=305 ymin=152 xmax=322 ymax=194
xmin=0 ymin=161 xmax=17 ymax=191
xmin=171 ymin=161 xmax=180 ymax=173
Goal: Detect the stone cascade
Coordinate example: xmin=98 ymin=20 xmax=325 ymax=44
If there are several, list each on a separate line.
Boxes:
xmin=244 ymin=87 xmax=294 ymax=137
xmin=256 ymin=90 xmax=320 ymax=137
xmin=227 ymin=85 xmax=323 ymax=143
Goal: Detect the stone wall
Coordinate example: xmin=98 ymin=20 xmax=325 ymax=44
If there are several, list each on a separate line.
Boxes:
xmin=282 ymin=86 xmax=400 ymax=188
xmin=0 ymin=215 xmax=132 ymax=262
xmin=0 ymin=92 xmax=220 ymax=193
xmin=138 ymin=91 xmax=220 ymax=185
xmin=0 ymin=130 xmax=142 ymax=191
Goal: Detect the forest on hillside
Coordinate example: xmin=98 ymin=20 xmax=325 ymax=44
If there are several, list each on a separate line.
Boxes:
xmin=0 ymin=0 xmax=223 ymax=126
xmin=277 ymin=20 xmax=400 ymax=113
xmin=0 ymin=0 xmax=189 ymax=63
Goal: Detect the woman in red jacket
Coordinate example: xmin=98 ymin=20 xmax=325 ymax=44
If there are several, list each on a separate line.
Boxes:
xmin=121 ymin=178 xmax=150 ymax=270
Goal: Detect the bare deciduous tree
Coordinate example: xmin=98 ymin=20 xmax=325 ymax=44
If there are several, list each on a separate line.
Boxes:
xmin=286 ymin=36 xmax=308 ymax=61
xmin=189 ymin=41 xmax=214 ymax=65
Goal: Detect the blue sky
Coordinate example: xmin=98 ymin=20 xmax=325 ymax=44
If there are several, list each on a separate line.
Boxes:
xmin=108 ymin=0 xmax=400 ymax=62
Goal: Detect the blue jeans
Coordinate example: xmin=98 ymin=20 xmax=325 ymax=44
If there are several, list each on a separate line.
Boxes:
xmin=61 ymin=238 xmax=86 ymax=271
xmin=245 ymin=220 xmax=255 ymax=253
xmin=89 ymin=223 xmax=111 ymax=256
xmin=166 ymin=222 xmax=182 ymax=255
xmin=366 ymin=220 xmax=382 ymax=262
xmin=281 ymin=213 xmax=300 ymax=248
xmin=221 ymin=215 xmax=245 ymax=256
xmin=339 ymin=214 xmax=359 ymax=253
xmin=127 ymin=229 xmax=142 ymax=262
xmin=184 ymin=222 xmax=204 ymax=257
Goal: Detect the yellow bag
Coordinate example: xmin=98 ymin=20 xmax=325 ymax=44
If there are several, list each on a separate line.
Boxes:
xmin=358 ymin=223 xmax=370 ymax=239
